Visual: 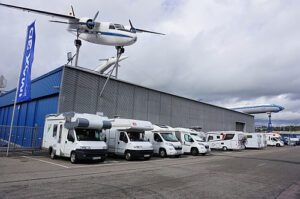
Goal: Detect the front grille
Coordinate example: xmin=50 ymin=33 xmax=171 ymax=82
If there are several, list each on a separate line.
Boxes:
xmin=175 ymin=147 xmax=182 ymax=150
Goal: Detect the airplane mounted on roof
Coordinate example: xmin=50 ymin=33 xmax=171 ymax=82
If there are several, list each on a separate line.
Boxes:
xmin=0 ymin=3 xmax=164 ymax=49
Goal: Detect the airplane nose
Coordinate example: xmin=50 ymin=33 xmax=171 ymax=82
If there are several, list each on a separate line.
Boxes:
xmin=279 ymin=106 xmax=284 ymax=111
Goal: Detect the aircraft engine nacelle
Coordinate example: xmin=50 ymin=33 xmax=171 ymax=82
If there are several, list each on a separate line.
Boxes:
xmin=79 ymin=17 xmax=95 ymax=29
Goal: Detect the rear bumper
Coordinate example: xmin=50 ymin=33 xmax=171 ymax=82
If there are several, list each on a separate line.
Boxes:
xmin=75 ymin=149 xmax=108 ymax=160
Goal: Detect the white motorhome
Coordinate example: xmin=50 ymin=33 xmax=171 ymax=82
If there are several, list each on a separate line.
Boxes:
xmin=206 ymin=131 xmax=246 ymax=151
xmin=104 ymin=118 xmax=154 ymax=160
xmin=266 ymin=133 xmax=284 ymax=147
xmin=145 ymin=125 xmax=183 ymax=158
xmin=244 ymin=133 xmax=266 ymax=149
xmin=174 ymin=128 xmax=210 ymax=156
xmin=42 ymin=112 xmax=111 ymax=163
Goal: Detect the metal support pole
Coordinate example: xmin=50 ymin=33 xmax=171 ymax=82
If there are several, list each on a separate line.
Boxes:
xmin=74 ymin=39 xmax=82 ymax=67
xmin=99 ymin=47 xmax=124 ymax=97
xmin=267 ymin=113 xmax=272 ymax=132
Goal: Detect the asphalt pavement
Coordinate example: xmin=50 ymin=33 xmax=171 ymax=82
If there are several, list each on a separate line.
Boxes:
xmin=0 ymin=146 xmax=299 ymax=199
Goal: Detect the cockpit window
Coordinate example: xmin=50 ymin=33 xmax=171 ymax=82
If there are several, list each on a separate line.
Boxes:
xmin=109 ymin=24 xmax=115 ymax=29
xmin=114 ymin=24 xmax=125 ymax=30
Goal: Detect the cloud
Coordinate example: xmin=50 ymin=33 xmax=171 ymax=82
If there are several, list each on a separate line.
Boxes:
xmin=0 ymin=0 xmax=299 ymax=126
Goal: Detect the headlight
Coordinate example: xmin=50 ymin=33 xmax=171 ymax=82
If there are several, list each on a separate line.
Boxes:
xmin=80 ymin=146 xmax=91 ymax=149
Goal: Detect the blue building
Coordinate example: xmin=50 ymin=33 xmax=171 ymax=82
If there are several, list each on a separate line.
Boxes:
xmin=0 ymin=65 xmax=254 ymax=148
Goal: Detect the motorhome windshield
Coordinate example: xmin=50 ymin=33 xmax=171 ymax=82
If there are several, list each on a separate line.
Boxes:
xmin=160 ymin=132 xmax=178 ymax=142
xmin=75 ymin=128 xmax=103 ymax=141
xmin=127 ymin=131 xmax=145 ymax=142
xmin=191 ymin=135 xmax=204 ymax=142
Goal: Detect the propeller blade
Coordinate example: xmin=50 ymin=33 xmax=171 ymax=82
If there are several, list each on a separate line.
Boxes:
xmin=71 ymin=5 xmax=75 ymax=17
xmin=135 ymin=28 xmax=165 ymax=35
xmin=99 ymin=59 xmax=109 ymax=61
xmin=93 ymin=11 xmax=99 ymax=21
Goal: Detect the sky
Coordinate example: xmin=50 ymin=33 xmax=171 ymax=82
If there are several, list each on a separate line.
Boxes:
xmin=0 ymin=0 xmax=299 ymax=126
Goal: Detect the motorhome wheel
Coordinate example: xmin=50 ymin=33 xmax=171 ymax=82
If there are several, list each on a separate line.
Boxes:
xmin=191 ymin=148 xmax=199 ymax=156
xmin=276 ymin=143 xmax=280 ymax=147
xmin=175 ymin=155 xmax=181 ymax=158
xmin=70 ymin=151 xmax=78 ymax=164
xmin=222 ymin=146 xmax=228 ymax=151
xmin=159 ymin=149 xmax=167 ymax=158
xmin=125 ymin=151 xmax=132 ymax=161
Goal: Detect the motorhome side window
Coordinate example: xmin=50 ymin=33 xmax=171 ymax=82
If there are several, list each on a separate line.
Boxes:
xmin=120 ymin=132 xmax=127 ymax=142
xmin=184 ymin=134 xmax=192 ymax=142
xmin=154 ymin=133 xmax=162 ymax=142
xmin=52 ymin=124 xmax=58 ymax=137
xmin=58 ymin=125 xmax=63 ymax=143
xmin=247 ymin=135 xmax=253 ymax=138
xmin=67 ymin=130 xmax=75 ymax=141
xmin=208 ymin=136 xmax=213 ymax=141
xmin=216 ymin=136 xmax=220 ymax=139
xmin=224 ymin=134 xmax=235 ymax=140
xmin=127 ymin=131 xmax=145 ymax=141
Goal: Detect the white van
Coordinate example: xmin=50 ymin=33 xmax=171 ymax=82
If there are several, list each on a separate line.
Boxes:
xmin=206 ymin=131 xmax=246 ymax=151
xmin=42 ymin=112 xmax=111 ymax=163
xmin=244 ymin=133 xmax=265 ymax=149
xmin=104 ymin=118 xmax=154 ymax=160
xmin=145 ymin=125 xmax=183 ymax=158
xmin=174 ymin=128 xmax=210 ymax=155
xmin=266 ymin=133 xmax=284 ymax=147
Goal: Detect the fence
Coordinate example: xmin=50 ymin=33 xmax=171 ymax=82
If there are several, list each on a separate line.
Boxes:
xmin=0 ymin=125 xmax=43 ymax=152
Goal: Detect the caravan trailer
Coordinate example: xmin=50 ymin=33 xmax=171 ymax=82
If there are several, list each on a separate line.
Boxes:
xmin=244 ymin=133 xmax=265 ymax=149
xmin=145 ymin=125 xmax=183 ymax=158
xmin=42 ymin=112 xmax=111 ymax=163
xmin=104 ymin=118 xmax=154 ymax=160
xmin=206 ymin=131 xmax=246 ymax=151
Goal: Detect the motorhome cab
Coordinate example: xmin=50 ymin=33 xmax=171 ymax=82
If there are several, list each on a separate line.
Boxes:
xmin=266 ymin=133 xmax=284 ymax=147
xmin=104 ymin=118 xmax=154 ymax=161
xmin=42 ymin=112 xmax=111 ymax=163
xmin=174 ymin=128 xmax=210 ymax=156
xmin=244 ymin=133 xmax=266 ymax=149
xmin=145 ymin=125 xmax=183 ymax=158
xmin=206 ymin=131 xmax=246 ymax=151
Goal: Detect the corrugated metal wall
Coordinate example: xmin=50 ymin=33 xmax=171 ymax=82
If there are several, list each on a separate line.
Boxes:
xmin=59 ymin=66 xmax=255 ymax=132
xmin=0 ymin=67 xmax=62 ymax=147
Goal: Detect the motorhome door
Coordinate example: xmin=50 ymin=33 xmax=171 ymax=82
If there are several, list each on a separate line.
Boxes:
xmin=117 ymin=131 xmax=127 ymax=155
xmin=64 ymin=129 xmax=76 ymax=157
xmin=153 ymin=133 xmax=163 ymax=154
xmin=182 ymin=133 xmax=193 ymax=152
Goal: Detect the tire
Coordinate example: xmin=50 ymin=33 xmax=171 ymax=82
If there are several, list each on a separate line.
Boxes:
xmin=144 ymin=156 xmax=151 ymax=160
xmin=159 ymin=149 xmax=167 ymax=158
xmin=175 ymin=155 xmax=181 ymax=158
xmin=191 ymin=148 xmax=199 ymax=156
xmin=222 ymin=146 xmax=228 ymax=151
xmin=276 ymin=143 xmax=280 ymax=147
xmin=201 ymin=153 xmax=206 ymax=156
xmin=98 ymin=157 xmax=106 ymax=163
xmin=70 ymin=151 xmax=77 ymax=164
xmin=50 ymin=149 xmax=56 ymax=159
xmin=125 ymin=151 xmax=132 ymax=161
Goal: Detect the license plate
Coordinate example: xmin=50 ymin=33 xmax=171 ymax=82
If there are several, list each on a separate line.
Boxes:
xmin=92 ymin=157 xmax=101 ymax=160
xmin=144 ymin=154 xmax=150 ymax=157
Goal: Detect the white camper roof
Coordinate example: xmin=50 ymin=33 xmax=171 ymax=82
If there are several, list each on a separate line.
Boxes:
xmin=110 ymin=118 xmax=153 ymax=131
xmin=46 ymin=112 xmax=111 ymax=130
xmin=152 ymin=125 xmax=175 ymax=132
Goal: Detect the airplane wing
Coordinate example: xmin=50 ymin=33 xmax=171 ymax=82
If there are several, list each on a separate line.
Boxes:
xmin=0 ymin=3 xmax=77 ymax=20
xmin=135 ymin=28 xmax=165 ymax=35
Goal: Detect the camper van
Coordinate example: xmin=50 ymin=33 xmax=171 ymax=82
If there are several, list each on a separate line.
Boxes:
xmin=174 ymin=128 xmax=210 ymax=156
xmin=42 ymin=112 xmax=111 ymax=163
xmin=104 ymin=118 xmax=154 ymax=160
xmin=206 ymin=131 xmax=246 ymax=151
xmin=145 ymin=125 xmax=183 ymax=158
xmin=266 ymin=133 xmax=284 ymax=147
xmin=244 ymin=133 xmax=266 ymax=149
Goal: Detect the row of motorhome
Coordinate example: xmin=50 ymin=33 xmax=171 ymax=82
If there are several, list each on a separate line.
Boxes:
xmin=42 ymin=112 xmax=284 ymax=163
xmin=42 ymin=113 xmax=211 ymax=163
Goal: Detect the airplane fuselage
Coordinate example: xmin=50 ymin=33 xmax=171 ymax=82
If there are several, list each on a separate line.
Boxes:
xmin=68 ymin=20 xmax=137 ymax=46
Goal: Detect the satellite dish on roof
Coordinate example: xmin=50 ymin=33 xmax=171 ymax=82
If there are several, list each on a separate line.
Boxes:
xmin=0 ymin=75 xmax=7 ymax=88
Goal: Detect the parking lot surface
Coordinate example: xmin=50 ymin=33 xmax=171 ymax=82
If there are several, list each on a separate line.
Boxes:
xmin=0 ymin=147 xmax=299 ymax=199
